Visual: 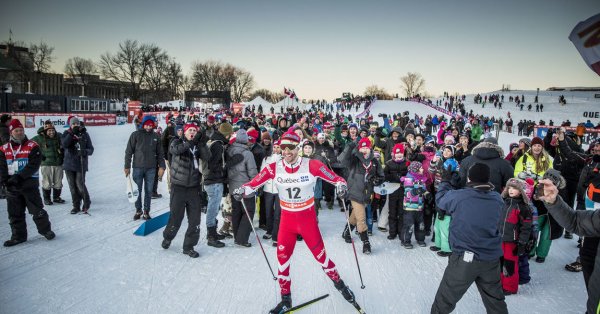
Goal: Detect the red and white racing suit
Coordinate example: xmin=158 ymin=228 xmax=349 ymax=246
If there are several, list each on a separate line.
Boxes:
xmin=242 ymin=157 xmax=346 ymax=295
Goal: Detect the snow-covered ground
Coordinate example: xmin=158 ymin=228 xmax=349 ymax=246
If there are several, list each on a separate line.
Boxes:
xmin=0 ymin=97 xmax=592 ymax=313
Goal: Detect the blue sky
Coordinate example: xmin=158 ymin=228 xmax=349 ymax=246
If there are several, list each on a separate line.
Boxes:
xmin=2 ymin=0 xmax=599 ymax=100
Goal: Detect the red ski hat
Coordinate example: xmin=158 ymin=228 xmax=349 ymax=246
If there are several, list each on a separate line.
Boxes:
xmin=143 ymin=119 xmax=155 ymax=128
xmin=207 ymin=115 xmax=216 ymax=123
xmin=323 ymin=122 xmax=332 ymax=129
xmin=183 ymin=123 xmax=198 ymax=134
xmin=358 ymin=137 xmax=371 ymax=149
xmin=393 ymin=143 xmax=405 ymax=155
xmin=8 ymin=119 xmax=23 ymax=133
xmin=247 ymin=129 xmax=259 ymax=144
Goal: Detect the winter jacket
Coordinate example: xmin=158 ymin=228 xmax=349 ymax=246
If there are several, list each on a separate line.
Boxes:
xmin=471 ymin=125 xmax=483 ymax=142
xmin=338 ymin=143 xmax=384 ymax=204
xmin=227 ymin=142 xmax=258 ymax=192
xmin=514 ymin=152 xmax=552 ymax=182
xmin=169 ymin=137 xmax=210 ymax=188
xmin=314 ymin=140 xmax=336 ymax=168
xmin=250 ymin=143 xmax=266 ymax=171
xmin=401 ymin=173 xmax=428 ymax=211
xmin=546 ymin=134 xmax=584 ymax=183
xmin=32 ymin=128 xmax=63 ymax=166
xmin=459 ymin=142 xmax=514 ymax=193
xmin=436 ymin=181 xmax=504 ymax=262
xmin=61 ymin=129 xmax=94 ymax=172
xmin=161 ymin=125 xmax=176 ymax=162
xmin=0 ymin=137 xmax=43 ymax=192
xmin=499 ymin=197 xmax=533 ymax=244
xmin=0 ymin=125 xmax=10 ymax=145
xmin=545 ymin=196 xmax=600 ymax=314
xmin=260 ymin=153 xmax=281 ymax=194
xmin=384 ymin=159 xmax=409 ymax=184
xmin=201 ymin=131 xmax=229 ymax=185
xmin=124 ymin=129 xmax=166 ymax=170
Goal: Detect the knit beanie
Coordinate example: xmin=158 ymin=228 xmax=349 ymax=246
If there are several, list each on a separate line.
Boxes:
xmin=218 ymin=122 xmax=233 ymax=137
xmin=467 ymin=163 xmax=490 ymax=184
xmin=407 ymin=161 xmax=422 ymax=174
xmin=68 ymin=116 xmax=80 ymax=126
xmin=358 ymin=137 xmax=371 ymax=149
xmin=392 ymin=143 xmax=405 ymax=155
xmin=8 ymin=119 xmax=23 ymax=133
xmin=235 ymin=129 xmax=249 ymax=144
xmin=519 ymin=138 xmax=532 ymax=147
xmin=443 ymin=145 xmax=455 ymax=156
xmin=531 ymin=137 xmax=543 ymax=147
xmin=247 ymin=128 xmax=259 ymax=144
xmin=280 ymin=132 xmax=301 ymax=146
xmin=183 ymin=123 xmax=198 ymax=134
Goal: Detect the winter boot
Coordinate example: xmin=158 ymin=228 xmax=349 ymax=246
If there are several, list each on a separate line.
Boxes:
xmin=429 ymin=245 xmax=441 ymax=252
xmin=43 ymin=189 xmax=53 ymax=205
xmin=402 ymin=242 xmax=414 ymax=249
xmin=437 ymin=251 xmax=451 ymax=257
xmin=564 ymin=231 xmax=573 ymax=239
xmin=218 ymin=221 xmax=233 ymax=238
xmin=183 ymin=248 xmax=200 ymax=258
xmin=207 ymin=227 xmax=225 ymax=248
xmin=269 ymin=294 xmax=292 ymax=314
xmin=3 ymin=238 xmax=26 ymax=247
xmin=162 ymin=239 xmax=171 ymax=249
xmin=342 ymin=224 xmax=355 ymax=243
xmin=360 ymin=231 xmax=371 ymax=255
xmin=133 ymin=210 xmax=143 ymax=220
xmin=70 ymin=208 xmax=81 ymax=214
xmin=334 ymin=279 xmax=355 ymax=304
xmin=142 ymin=211 xmax=152 ymax=220
xmin=327 ymin=200 xmax=334 ymax=210
xmin=52 ymin=189 xmax=66 ymax=204
xmin=152 ymin=192 xmax=162 ymax=199
xmin=43 ymin=231 xmax=56 ymax=240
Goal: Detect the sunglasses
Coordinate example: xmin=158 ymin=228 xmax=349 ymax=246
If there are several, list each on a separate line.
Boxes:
xmin=280 ymin=144 xmax=298 ymax=151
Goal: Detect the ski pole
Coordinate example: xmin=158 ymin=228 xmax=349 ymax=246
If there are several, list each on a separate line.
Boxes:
xmin=240 ymin=196 xmax=277 ymax=281
xmin=341 ymin=198 xmax=366 ymax=289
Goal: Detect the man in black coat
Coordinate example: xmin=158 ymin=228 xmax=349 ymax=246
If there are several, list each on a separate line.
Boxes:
xmin=162 ymin=123 xmax=210 ymax=258
xmin=459 ymin=139 xmax=514 ymax=193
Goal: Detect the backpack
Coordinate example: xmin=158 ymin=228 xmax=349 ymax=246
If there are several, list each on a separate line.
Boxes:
xmin=200 ymin=140 xmax=226 ymax=175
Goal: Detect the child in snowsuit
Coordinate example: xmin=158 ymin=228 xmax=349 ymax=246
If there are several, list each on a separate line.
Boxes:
xmin=429 ymin=145 xmax=459 ymax=256
xmin=499 ymin=178 xmax=533 ymax=295
xmin=384 ymin=143 xmax=409 ymax=240
xmin=400 ymin=161 xmax=430 ymax=248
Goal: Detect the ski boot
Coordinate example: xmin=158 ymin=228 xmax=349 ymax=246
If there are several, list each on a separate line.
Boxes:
xmin=334 ymin=279 xmax=355 ymax=303
xmin=269 ymin=294 xmax=292 ymax=314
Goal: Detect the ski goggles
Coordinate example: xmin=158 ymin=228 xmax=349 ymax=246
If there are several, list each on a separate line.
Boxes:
xmin=280 ymin=144 xmax=298 ymax=151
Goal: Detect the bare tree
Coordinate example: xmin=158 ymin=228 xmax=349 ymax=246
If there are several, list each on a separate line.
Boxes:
xmin=364 ymin=85 xmax=392 ymax=100
xmin=64 ymin=57 xmax=97 ymax=87
xmin=230 ymin=68 xmax=254 ymax=102
xmin=248 ymin=88 xmax=284 ymax=103
xmin=30 ymin=41 xmax=55 ymax=73
xmin=98 ymin=39 xmax=162 ymax=100
xmin=400 ymin=72 xmax=425 ymax=97
xmin=190 ymin=60 xmax=255 ymax=102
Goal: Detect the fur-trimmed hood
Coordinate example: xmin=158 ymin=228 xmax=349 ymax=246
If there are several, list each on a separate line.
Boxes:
xmin=501 ymin=178 xmax=530 ymax=204
xmin=472 ymin=141 xmax=504 ymax=160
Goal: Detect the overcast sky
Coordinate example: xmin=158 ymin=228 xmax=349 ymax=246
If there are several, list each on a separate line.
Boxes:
xmin=2 ymin=0 xmax=599 ymax=100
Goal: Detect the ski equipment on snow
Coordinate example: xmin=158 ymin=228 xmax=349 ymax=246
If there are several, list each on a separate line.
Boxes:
xmin=341 ymin=198 xmax=366 ymax=289
xmin=240 ymin=196 xmax=277 ymax=280
xmin=281 ymin=294 xmax=329 ymax=313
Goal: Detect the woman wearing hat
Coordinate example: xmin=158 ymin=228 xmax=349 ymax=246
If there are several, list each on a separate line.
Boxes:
xmin=32 ymin=120 xmax=65 ymax=205
xmin=514 ymin=136 xmax=557 ymax=263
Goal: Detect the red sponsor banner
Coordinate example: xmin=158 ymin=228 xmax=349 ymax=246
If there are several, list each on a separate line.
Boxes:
xmin=10 ymin=113 xmax=117 ymax=128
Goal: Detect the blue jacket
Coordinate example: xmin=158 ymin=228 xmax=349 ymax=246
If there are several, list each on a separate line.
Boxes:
xmin=435 ymin=181 xmax=503 ymax=261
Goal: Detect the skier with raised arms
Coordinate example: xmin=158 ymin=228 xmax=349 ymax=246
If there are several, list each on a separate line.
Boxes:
xmin=232 ymin=131 xmax=361 ymax=313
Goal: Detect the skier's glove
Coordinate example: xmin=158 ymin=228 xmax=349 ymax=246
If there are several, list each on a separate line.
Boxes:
xmin=232 ymin=188 xmax=244 ymax=201
xmin=336 ymin=182 xmax=348 ymax=199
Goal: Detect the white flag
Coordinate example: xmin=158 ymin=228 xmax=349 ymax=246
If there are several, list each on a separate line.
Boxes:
xmin=569 ymin=13 xmax=600 ymax=76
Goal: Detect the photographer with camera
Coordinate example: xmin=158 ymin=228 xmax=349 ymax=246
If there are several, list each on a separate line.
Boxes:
xmin=62 ymin=117 xmax=94 ymax=214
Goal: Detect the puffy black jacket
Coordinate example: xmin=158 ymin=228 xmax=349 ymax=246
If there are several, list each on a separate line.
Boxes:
xmin=169 ymin=138 xmax=210 ymax=188
xmin=384 ymin=159 xmax=409 ymax=183
xmin=314 ymin=140 xmax=336 ymax=167
xmin=338 ymin=143 xmax=384 ymax=204
xmin=459 ymin=142 xmax=514 ymax=193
